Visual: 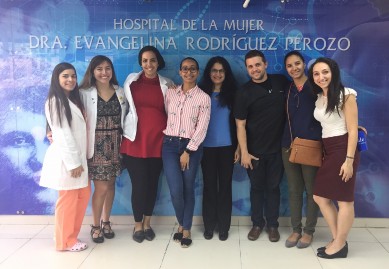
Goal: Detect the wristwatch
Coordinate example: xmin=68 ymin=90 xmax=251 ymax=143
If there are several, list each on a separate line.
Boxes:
xmin=184 ymin=148 xmax=194 ymax=155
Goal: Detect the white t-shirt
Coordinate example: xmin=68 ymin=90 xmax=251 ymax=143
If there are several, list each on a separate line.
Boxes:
xmin=314 ymin=87 xmax=357 ymax=138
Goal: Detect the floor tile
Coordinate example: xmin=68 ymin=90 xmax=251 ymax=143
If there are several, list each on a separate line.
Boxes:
xmin=0 ymin=238 xmax=29 ymax=264
xmin=80 ymin=238 xmax=169 ymax=269
xmin=240 ymin=240 xmax=322 ymax=269
xmin=312 ymin=227 xmax=378 ymax=244
xmin=368 ymin=228 xmax=389 ymax=243
xmin=0 ymin=225 xmax=46 ymax=239
xmin=161 ymin=238 xmax=241 ymax=269
xmin=0 ymin=238 xmax=92 ymax=269
xmin=1 ymin=219 xmax=389 ymax=269
xmin=382 ymin=243 xmax=389 ymax=252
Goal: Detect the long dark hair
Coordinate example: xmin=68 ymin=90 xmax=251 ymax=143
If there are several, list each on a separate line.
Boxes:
xmin=79 ymin=55 xmax=119 ymax=89
xmin=47 ymin=62 xmax=84 ymax=127
xmin=308 ymin=57 xmax=345 ymax=115
xmin=199 ymin=56 xmax=237 ymax=109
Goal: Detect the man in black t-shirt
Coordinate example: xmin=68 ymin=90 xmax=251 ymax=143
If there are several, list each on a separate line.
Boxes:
xmin=234 ymin=50 xmax=289 ymax=242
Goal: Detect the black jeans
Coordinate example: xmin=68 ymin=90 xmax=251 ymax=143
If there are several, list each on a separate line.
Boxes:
xmin=247 ymin=152 xmax=283 ymax=228
xmin=201 ymin=146 xmax=235 ymax=233
xmin=123 ymin=155 xmax=162 ymax=222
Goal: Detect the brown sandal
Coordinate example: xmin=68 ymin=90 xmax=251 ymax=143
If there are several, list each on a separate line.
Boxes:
xmin=90 ymin=225 xmax=104 ymax=243
xmin=101 ymin=220 xmax=115 ymax=239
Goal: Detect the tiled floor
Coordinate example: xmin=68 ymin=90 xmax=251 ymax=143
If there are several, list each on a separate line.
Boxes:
xmin=1 ymin=217 xmax=389 ymax=269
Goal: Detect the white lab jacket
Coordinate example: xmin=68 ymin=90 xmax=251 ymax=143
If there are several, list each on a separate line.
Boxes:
xmin=40 ymin=98 xmax=88 ymax=190
xmin=122 ymin=71 xmax=173 ymax=141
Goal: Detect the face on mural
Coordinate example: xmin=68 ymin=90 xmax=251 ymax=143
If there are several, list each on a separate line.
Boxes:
xmin=0 ymin=109 xmax=47 ymax=184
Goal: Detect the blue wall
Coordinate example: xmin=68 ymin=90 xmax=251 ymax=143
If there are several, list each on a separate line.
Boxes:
xmin=1 ymin=0 xmax=388 ymax=217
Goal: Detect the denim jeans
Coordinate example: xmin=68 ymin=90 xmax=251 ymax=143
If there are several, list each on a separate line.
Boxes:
xmin=247 ymin=152 xmax=283 ymax=228
xmin=282 ymin=148 xmax=319 ymax=235
xmin=162 ymin=135 xmax=203 ymax=230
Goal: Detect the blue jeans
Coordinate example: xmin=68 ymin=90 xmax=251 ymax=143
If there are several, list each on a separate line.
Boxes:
xmin=162 ymin=135 xmax=203 ymax=230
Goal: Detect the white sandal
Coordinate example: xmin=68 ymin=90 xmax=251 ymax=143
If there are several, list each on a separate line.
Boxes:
xmin=65 ymin=241 xmax=88 ymax=252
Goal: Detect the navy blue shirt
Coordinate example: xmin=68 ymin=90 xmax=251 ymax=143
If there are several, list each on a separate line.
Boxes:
xmin=281 ymin=82 xmax=322 ymax=148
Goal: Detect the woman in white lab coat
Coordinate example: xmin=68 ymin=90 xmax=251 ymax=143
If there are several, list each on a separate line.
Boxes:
xmin=40 ymin=62 xmax=90 ymax=252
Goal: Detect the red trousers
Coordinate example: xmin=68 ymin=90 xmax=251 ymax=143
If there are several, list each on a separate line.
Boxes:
xmin=55 ymin=183 xmax=91 ymax=250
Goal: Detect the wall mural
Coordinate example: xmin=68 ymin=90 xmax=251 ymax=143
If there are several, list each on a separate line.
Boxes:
xmin=0 ymin=0 xmax=388 ymax=217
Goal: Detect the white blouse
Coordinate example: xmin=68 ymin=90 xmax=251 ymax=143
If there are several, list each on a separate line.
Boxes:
xmin=314 ymin=87 xmax=357 ymax=138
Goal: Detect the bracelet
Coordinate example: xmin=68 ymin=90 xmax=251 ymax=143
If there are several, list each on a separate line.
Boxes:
xmin=346 ymin=156 xmax=354 ymax=159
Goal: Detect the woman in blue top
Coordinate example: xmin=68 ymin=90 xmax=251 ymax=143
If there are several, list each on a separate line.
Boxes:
xmin=281 ymin=51 xmax=322 ymax=249
xmin=199 ymin=56 xmax=240 ymax=241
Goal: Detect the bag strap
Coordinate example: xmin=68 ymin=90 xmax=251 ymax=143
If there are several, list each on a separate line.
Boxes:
xmin=286 ymin=83 xmax=293 ymax=151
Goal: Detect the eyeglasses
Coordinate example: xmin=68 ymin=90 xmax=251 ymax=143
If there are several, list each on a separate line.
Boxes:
xmin=181 ymin=67 xmax=198 ymax=73
xmin=211 ymin=68 xmax=225 ymax=74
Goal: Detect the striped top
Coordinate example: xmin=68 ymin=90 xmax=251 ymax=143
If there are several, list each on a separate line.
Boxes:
xmin=163 ymin=84 xmax=211 ymax=151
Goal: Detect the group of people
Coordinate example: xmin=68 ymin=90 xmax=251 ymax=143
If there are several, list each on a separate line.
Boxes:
xmin=237 ymin=50 xmax=359 ymax=259
xmin=39 ymin=46 xmax=360 ymax=258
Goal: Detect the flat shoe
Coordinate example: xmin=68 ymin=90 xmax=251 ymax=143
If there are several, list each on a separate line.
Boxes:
xmin=317 ymin=239 xmax=334 ymax=253
xmin=181 ymin=237 xmax=192 ymax=248
xmin=296 ymin=234 xmax=313 ymax=249
xmin=173 ymin=231 xmax=183 ymax=242
xmin=285 ymin=234 xmax=302 ymax=248
xmin=317 ymin=246 xmax=326 ymax=253
xmin=144 ymin=228 xmax=156 ymax=241
xmin=133 ymin=229 xmax=145 ymax=243
xmin=317 ymin=242 xmax=348 ymax=259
